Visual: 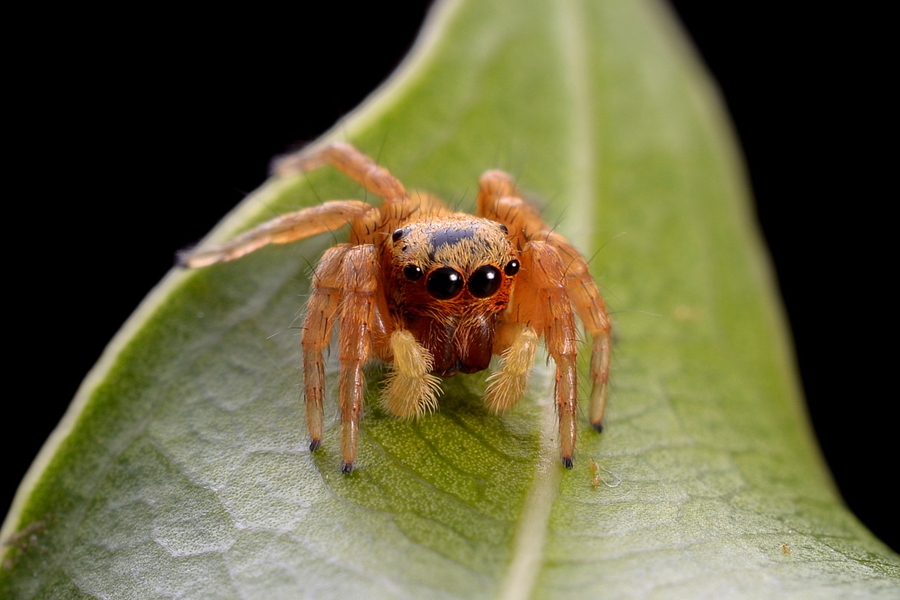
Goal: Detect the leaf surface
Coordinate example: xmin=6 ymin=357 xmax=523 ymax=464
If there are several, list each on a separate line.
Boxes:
xmin=3 ymin=0 xmax=898 ymax=598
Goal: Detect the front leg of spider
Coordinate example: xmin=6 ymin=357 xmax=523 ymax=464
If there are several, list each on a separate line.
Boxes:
xmin=334 ymin=246 xmax=381 ymax=473
xmin=301 ymin=245 xmax=349 ymax=453
xmin=502 ymin=242 xmax=581 ymax=467
xmin=302 ymin=243 xmax=383 ymax=473
xmin=477 ymin=171 xmax=611 ymax=466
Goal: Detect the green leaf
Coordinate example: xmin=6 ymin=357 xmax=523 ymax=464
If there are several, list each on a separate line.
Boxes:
xmin=3 ymin=0 xmax=898 ymax=598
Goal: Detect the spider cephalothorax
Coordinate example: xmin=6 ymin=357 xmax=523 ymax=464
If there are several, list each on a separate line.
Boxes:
xmin=386 ymin=216 xmax=519 ymax=376
xmin=182 ymin=142 xmax=611 ymax=473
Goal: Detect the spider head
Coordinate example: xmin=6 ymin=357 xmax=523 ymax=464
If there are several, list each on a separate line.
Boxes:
xmin=387 ymin=215 xmax=520 ymax=322
xmin=386 ymin=214 xmax=521 ymax=375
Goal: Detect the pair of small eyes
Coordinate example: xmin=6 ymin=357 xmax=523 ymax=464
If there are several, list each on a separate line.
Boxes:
xmin=403 ymin=260 xmax=521 ymax=300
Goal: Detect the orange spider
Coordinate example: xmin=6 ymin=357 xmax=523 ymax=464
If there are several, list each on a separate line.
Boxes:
xmin=182 ymin=143 xmax=611 ymax=473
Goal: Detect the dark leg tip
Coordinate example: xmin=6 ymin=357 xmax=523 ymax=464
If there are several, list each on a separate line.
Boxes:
xmin=591 ymin=421 xmax=604 ymax=434
xmin=562 ymin=456 xmax=574 ymax=469
xmin=309 ymin=439 xmax=321 ymax=452
xmin=341 ymin=461 xmax=354 ymax=474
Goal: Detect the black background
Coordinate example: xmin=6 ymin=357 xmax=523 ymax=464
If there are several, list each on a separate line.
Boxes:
xmin=6 ymin=2 xmax=893 ymax=553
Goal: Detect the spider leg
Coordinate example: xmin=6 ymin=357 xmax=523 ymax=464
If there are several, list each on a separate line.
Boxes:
xmin=302 ymin=243 xmax=379 ymax=473
xmin=180 ymin=200 xmax=378 ymax=267
xmin=273 ymin=142 xmax=410 ymax=231
xmin=550 ymin=237 xmax=612 ymax=431
xmin=302 ymin=245 xmax=350 ymax=452
xmin=333 ymin=245 xmax=380 ymax=473
xmin=509 ymin=241 xmax=580 ymax=468
xmin=477 ymin=172 xmax=612 ymax=431
xmin=476 ymin=170 xmax=547 ymax=249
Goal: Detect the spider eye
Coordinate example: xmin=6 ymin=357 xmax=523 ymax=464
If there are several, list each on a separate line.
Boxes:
xmin=392 ymin=228 xmax=404 ymax=242
xmin=403 ymin=264 xmax=424 ymax=280
xmin=468 ymin=265 xmax=503 ymax=298
xmin=504 ymin=259 xmax=520 ymax=276
xmin=426 ymin=267 xmax=464 ymax=300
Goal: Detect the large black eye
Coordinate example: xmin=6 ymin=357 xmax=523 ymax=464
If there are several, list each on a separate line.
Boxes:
xmin=426 ymin=267 xmax=464 ymax=299
xmin=504 ymin=259 xmax=520 ymax=276
xmin=469 ymin=265 xmax=503 ymax=298
xmin=403 ymin=264 xmax=424 ymax=280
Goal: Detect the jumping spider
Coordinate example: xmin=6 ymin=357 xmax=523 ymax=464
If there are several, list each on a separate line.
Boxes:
xmin=182 ymin=143 xmax=612 ymax=473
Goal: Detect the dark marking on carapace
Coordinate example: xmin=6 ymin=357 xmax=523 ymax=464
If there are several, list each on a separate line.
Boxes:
xmin=430 ymin=227 xmax=477 ymax=250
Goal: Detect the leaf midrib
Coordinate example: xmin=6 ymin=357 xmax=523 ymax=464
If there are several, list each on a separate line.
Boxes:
xmin=497 ymin=2 xmax=598 ymax=598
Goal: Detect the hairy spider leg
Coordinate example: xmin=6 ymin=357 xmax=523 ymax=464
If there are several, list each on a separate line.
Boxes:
xmin=333 ymin=245 xmax=380 ymax=473
xmin=477 ymin=170 xmax=612 ymax=458
xmin=302 ymin=245 xmax=350 ymax=451
xmin=179 ymin=201 xmax=377 ymax=268
xmin=273 ymin=141 xmax=410 ymax=234
xmin=516 ymin=242 xmax=581 ymax=467
xmin=303 ymin=242 xmax=390 ymax=468
xmin=542 ymin=231 xmax=612 ymax=431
